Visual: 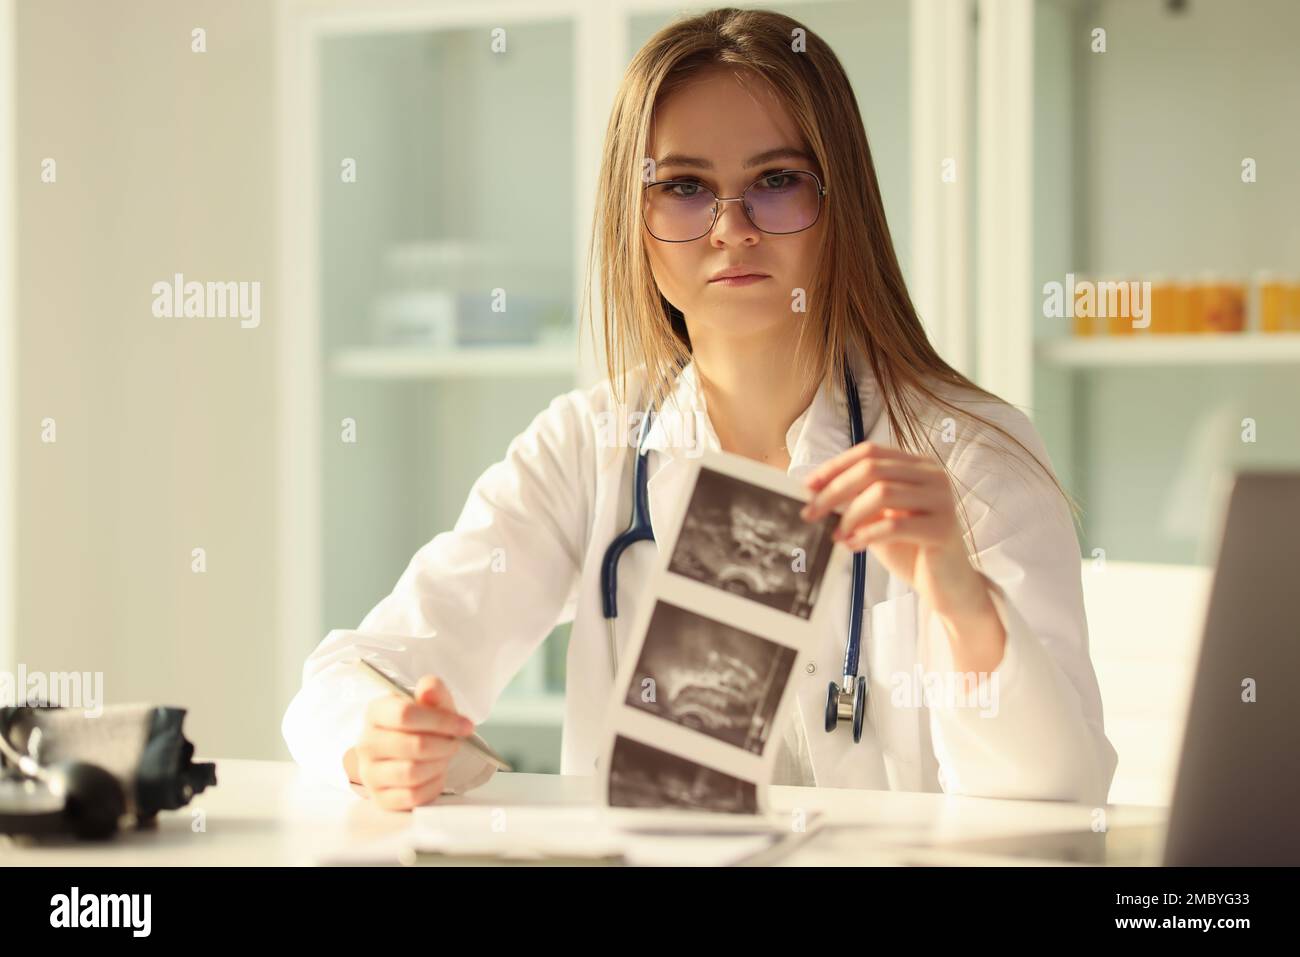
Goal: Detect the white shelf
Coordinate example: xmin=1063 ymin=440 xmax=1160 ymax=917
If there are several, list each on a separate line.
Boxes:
xmin=1036 ymin=333 xmax=1300 ymax=367
xmin=331 ymin=344 xmax=579 ymax=380
xmin=485 ymin=693 xmax=566 ymax=727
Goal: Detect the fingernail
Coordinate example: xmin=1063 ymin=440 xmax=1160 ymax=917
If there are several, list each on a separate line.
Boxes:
xmin=460 ymin=718 xmax=474 ymax=735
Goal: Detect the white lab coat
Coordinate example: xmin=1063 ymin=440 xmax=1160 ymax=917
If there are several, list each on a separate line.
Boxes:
xmin=282 ymin=350 xmax=1118 ymax=805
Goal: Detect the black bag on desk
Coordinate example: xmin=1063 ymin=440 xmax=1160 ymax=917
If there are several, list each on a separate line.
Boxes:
xmin=0 ymin=704 xmax=217 ymax=840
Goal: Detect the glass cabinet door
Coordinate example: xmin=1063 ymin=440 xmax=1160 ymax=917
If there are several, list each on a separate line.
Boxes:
xmin=1028 ymin=0 xmax=1300 ymax=565
xmin=317 ymin=19 xmax=578 ymax=772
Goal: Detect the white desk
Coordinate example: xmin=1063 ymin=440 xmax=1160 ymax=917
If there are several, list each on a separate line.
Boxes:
xmin=0 ymin=759 xmax=1167 ymax=866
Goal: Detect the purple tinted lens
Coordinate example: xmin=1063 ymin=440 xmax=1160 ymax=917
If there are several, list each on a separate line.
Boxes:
xmin=745 ymin=172 xmax=819 ymax=234
xmin=644 ymin=182 xmax=716 ymax=241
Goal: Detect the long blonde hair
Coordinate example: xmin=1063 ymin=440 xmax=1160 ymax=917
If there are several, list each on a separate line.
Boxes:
xmin=580 ymin=6 xmax=1081 ymax=540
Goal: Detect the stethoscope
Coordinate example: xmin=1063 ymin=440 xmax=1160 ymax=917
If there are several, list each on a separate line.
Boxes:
xmin=600 ymin=360 xmax=872 ymax=742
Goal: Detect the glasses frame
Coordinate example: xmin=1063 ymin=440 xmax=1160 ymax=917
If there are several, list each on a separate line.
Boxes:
xmin=641 ymin=168 xmax=828 ymax=243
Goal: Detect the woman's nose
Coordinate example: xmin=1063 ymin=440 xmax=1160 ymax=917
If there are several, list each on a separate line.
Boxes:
xmin=710 ymin=197 xmax=759 ymax=243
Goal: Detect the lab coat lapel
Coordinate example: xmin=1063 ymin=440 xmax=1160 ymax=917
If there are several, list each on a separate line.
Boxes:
xmin=645 ymin=453 xmax=692 ymax=553
xmin=857 ymin=401 xmax=927 ymax=792
xmin=641 ymin=361 xmax=716 ymax=549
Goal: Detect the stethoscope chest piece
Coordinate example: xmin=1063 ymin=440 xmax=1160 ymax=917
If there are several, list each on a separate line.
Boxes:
xmin=825 ymin=675 xmax=868 ymax=743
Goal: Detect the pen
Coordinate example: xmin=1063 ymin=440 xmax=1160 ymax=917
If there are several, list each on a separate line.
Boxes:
xmin=358 ymin=658 xmax=513 ymax=773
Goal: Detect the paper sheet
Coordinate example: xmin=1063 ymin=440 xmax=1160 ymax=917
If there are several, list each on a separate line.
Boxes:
xmin=406 ymin=804 xmax=781 ymax=866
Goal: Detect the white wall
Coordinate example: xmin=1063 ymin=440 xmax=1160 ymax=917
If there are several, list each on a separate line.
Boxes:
xmin=14 ymin=0 xmax=283 ymax=759
xmin=1 ymin=0 xmax=17 ymax=683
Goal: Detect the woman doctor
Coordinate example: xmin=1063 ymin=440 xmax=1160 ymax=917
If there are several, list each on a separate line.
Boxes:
xmin=282 ymin=7 xmax=1117 ymax=811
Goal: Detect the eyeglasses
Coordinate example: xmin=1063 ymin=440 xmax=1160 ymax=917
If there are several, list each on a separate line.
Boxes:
xmin=642 ymin=169 xmax=827 ymax=243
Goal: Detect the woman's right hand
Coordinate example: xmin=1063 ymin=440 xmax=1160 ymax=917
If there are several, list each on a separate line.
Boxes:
xmin=344 ymin=674 xmax=477 ymax=811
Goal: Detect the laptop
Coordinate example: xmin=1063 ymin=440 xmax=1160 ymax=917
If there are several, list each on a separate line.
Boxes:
xmin=915 ymin=470 xmax=1300 ymax=866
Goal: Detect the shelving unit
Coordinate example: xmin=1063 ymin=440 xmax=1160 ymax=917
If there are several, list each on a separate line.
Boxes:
xmin=1019 ymin=0 xmax=1300 ymax=566
xmin=331 ymin=343 xmax=579 ymax=380
xmin=267 ymin=0 xmax=1298 ymax=788
xmin=1037 ymin=333 xmax=1300 ymax=367
xmin=277 ymin=1 xmax=603 ymax=770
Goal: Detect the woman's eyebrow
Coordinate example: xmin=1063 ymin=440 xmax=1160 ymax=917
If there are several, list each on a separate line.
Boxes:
xmin=654 ymin=147 xmax=812 ymax=170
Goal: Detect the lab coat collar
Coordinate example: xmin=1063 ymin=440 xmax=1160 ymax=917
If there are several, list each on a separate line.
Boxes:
xmin=639 ymin=349 xmax=883 ymax=476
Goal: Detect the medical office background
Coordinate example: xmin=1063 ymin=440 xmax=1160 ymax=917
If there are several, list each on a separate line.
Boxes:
xmin=0 ymin=0 xmax=1296 ymax=809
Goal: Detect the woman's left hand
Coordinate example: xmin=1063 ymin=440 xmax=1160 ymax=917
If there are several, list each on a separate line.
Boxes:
xmin=800 ymin=441 xmax=985 ymax=621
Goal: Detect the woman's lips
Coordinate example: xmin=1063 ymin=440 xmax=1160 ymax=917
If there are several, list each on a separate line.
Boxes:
xmin=709 ymin=274 xmax=770 ymax=287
